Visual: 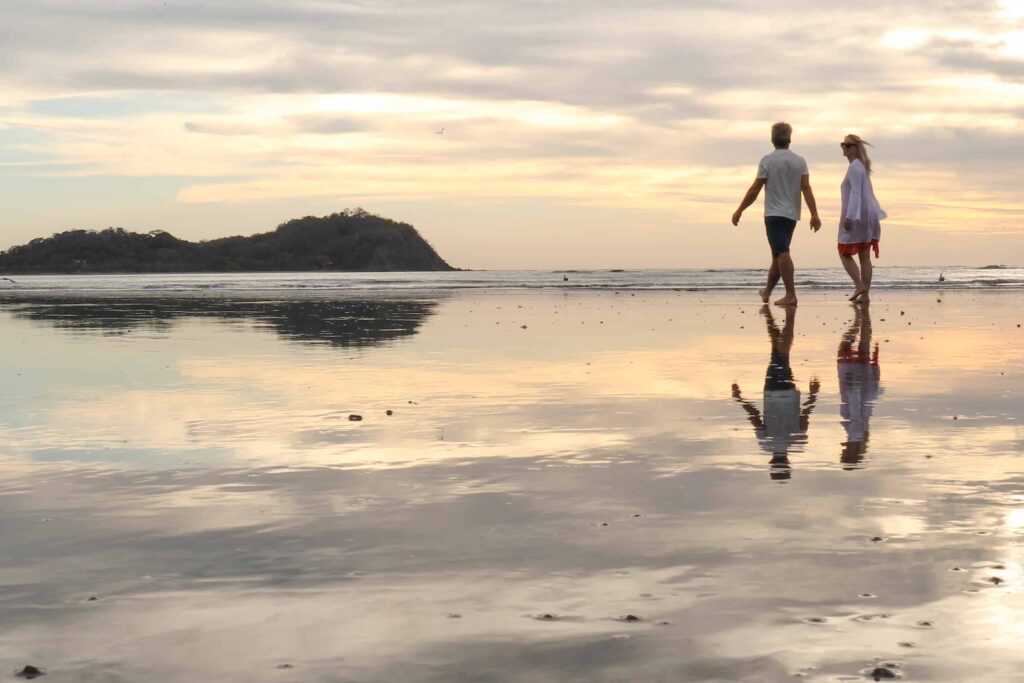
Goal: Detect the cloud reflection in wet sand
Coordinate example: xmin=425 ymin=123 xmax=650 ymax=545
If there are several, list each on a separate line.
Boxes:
xmin=0 ymin=290 xmax=1022 ymax=681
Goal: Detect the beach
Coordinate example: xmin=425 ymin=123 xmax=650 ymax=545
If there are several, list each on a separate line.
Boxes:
xmin=1 ymin=282 xmax=1022 ymax=682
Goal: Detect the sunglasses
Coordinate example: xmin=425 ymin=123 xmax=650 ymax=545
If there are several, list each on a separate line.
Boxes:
xmin=840 ymin=142 xmax=858 ymax=149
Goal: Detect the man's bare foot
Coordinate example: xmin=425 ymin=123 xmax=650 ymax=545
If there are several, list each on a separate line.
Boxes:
xmin=774 ymin=295 xmax=798 ymax=307
xmin=855 ymin=294 xmax=870 ymax=305
xmin=758 ymin=288 xmax=770 ymax=303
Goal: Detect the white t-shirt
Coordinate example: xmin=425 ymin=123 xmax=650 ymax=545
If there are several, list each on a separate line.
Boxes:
xmin=762 ymin=387 xmax=803 ymax=454
xmin=757 ymin=149 xmax=808 ymax=221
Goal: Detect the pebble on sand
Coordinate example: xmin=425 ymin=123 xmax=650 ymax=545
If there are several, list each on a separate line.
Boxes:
xmin=620 ymin=614 xmax=642 ymax=622
xmin=15 ymin=666 xmax=44 ymax=679
xmin=386 ymin=409 xmax=393 ymax=416
xmin=868 ymin=665 xmax=899 ymax=680
xmin=348 ymin=414 xmax=363 ymax=421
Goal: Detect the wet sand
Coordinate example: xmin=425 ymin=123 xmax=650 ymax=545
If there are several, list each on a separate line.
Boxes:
xmin=0 ymin=289 xmax=1022 ymax=682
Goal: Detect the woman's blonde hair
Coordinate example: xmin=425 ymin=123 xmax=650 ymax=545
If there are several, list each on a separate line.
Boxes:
xmin=845 ymin=134 xmax=874 ymax=175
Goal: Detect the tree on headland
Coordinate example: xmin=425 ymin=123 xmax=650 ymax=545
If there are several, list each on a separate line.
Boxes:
xmin=0 ymin=209 xmax=454 ymax=274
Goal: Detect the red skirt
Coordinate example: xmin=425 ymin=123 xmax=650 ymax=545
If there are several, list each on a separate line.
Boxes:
xmin=838 ymin=240 xmax=879 ymax=258
xmin=838 ymin=344 xmax=880 ymax=365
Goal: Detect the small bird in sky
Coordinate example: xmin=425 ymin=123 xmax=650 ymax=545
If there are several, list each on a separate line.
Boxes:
xmin=435 ymin=127 xmax=445 ymax=135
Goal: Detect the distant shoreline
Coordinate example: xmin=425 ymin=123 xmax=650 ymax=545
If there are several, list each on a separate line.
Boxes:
xmin=1 ymin=268 xmax=1022 ymax=297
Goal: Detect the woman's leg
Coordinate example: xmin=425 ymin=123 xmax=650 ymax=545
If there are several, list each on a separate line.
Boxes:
xmin=840 ymin=253 xmax=865 ymax=300
xmin=858 ymin=250 xmax=873 ymax=297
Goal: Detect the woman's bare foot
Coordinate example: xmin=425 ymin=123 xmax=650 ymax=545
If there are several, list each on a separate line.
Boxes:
xmin=849 ymin=288 xmax=867 ymax=301
xmin=856 ymin=294 xmax=870 ymax=305
xmin=774 ymin=295 xmax=798 ymax=307
xmin=759 ymin=288 xmax=770 ymax=303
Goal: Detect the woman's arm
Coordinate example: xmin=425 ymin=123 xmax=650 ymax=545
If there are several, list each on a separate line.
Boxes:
xmin=844 ymin=162 xmax=865 ymax=229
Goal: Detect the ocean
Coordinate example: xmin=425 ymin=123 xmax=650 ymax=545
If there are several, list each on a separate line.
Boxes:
xmin=0 ymin=265 xmax=1021 ymax=294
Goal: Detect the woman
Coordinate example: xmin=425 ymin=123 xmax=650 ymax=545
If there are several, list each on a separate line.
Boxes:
xmin=838 ymin=135 xmax=886 ymax=303
xmin=837 ymin=304 xmax=881 ymax=469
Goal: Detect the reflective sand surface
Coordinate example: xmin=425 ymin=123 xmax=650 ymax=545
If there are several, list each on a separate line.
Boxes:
xmin=0 ymin=290 xmax=1022 ymax=682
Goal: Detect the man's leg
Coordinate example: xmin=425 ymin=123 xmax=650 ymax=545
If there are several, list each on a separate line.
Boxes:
xmin=762 ymin=217 xmax=790 ymax=303
xmin=779 ymin=304 xmax=795 ymax=354
xmin=761 ymin=261 xmax=780 ymax=303
xmin=773 ymin=252 xmax=797 ymax=306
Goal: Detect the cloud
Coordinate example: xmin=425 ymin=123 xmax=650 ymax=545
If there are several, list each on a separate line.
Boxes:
xmin=874 ymin=127 xmax=1024 ymax=167
xmin=0 ymin=1 xmax=1005 ymax=104
xmin=184 ymin=121 xmax=268 ymax=136
xmin=0 ymin=0 xmax=1022 ymax=261
xmin=919 ymin=37 xmax=1024 ymax=81
xmin=289 ymin=114 xmax=373 ymax=135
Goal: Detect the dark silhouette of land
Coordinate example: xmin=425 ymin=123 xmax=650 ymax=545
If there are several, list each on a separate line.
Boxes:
xmin=0 ymin=209 xmax=454 ymax=274
xmin=0 ymin=296 xmax=440 ymax=348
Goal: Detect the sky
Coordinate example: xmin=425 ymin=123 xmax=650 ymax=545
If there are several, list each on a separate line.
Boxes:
xmin=0 ymin=0 xmax=1022 ymax=269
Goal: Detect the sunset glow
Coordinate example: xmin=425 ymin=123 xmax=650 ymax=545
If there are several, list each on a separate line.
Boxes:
xmin=1 ymin=1 xmax=1021 ymax=267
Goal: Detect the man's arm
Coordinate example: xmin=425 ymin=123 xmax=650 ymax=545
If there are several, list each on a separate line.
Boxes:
xmin=801 ymin=174 xmax=821 ymax=232
xmin=731 ymin=383 xmax=765 ymax=429
xmin=799 ymin=378 xmax=820 ymax=431
xmin=732 ymin=178 xmax=766 ymax=225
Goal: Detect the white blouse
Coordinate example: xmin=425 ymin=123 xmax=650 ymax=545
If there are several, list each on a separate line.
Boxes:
xmin=839 ymin=159 xmax=886 ymax=245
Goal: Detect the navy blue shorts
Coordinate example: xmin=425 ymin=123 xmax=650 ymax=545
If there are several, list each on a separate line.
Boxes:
xmin=765 ymin=216 xmax=797 ymax=257
xmin=764 ymin=351 xmax=795 ymax=391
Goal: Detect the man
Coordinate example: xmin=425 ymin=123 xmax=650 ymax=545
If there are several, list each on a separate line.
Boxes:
xmin=732 ymin=122 xmax=821 ymax=306
xmin=732 ymin=305 xmax=819 ymax=480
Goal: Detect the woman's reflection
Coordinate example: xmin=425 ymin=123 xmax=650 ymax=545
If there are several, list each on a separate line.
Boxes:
xmin=732 ymin=306 xmax=819 ymax=480
xmin=838 ymin=304 xmax=882 ymax=468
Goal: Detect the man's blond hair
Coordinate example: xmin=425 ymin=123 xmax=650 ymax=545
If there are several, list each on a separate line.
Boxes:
xmin=771 ymin=122 xmax=792 ymax=148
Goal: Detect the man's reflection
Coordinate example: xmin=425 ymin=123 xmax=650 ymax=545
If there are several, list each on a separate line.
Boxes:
xmin=838 ymin=304 xmax=882 ymax=468
xmin=732 ymin=306 xmax=819 ymax=480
